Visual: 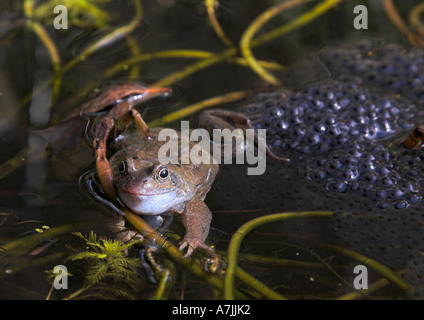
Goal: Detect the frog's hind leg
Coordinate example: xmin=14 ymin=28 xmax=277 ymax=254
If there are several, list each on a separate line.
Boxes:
xmin=127 ymin=108 xmax=152 ymax=141
xmin=198 ymin=109 xmax=290 ymax=162
xmin=102 ymin=99 xmax=152 ymax=141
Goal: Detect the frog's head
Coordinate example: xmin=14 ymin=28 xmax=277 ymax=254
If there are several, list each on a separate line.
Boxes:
xmin=112 ymin=157 xmax=190 ymax=215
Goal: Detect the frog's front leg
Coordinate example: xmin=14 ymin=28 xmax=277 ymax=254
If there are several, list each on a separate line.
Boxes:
xmin=93 ymin=116 xmax=116 ymax=199
xmin=178 ymin=199 xmax=213 ymax=258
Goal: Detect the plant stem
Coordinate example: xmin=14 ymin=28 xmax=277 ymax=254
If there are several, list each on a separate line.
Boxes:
xmin=321 ymin=244 xmax=413 ymax=294
xmin=148 ymin=90 xmax=251 ymax=127
xmin=409 ymin=2 xmax=424 ymax=37
xmin=251 ymin=0 xmax=344 ymax=47
xmin=205 ymin=0 xmax=233 ymax=47
xmin=224 ymin=210 xmax=333 ymax=299
xmin=240 ymin=0 xmax=314 ymax=86
xmin=24 ymin=0 xmax=62 ymax=103
xmin=61 ymin=0 xmax=144 ymax=75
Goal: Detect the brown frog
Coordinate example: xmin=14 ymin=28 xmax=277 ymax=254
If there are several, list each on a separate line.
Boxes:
xmin=81 ymin=81 xmax=225 ymax=257
xmin=108 ymin=128 xmax=219 ymax=257
xmin=79 ymin=81 xmax=270 ymax=257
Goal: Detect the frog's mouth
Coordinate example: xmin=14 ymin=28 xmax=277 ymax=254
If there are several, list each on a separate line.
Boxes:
xmin=118 ymin=189 xmax=177 ymax=215
xmin=120 ymin=189 xmax=169 ymax=196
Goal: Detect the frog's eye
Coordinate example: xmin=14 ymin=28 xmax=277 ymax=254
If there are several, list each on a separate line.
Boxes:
xmin=157 ymin=167 xmax=169 ymax=180
xmin=118 ymin=160 xmax=127 ymax=174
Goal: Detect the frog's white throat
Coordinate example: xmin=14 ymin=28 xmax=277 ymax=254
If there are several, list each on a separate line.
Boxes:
xmin=118 ymin=190 xmax=181 ymax=215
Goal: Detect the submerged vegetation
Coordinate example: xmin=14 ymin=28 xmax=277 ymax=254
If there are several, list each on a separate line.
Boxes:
xmin=46 ymin=231 xmax=142 ymax=300
xmin=31 ymin=0 xmax=113 ymax=29
xmin=1 ymin=0 xmax=424 ymax=299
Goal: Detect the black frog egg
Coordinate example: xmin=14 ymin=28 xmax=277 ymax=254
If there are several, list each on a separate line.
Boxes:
xmin=360 ymin=159 xmax=376 ymax=171
xmin=325 ymin=115 xmax=336 ymax=126
xmin=363 ymin=171 xmax=378 ymax=183
xmin=269 ymin=108 xmax=284 ymax=118
xmin=345 ymin=156 xmax=360 ymax=167
xmin=270 ymin=138 xmax=283 ymax=149
xmin=377 ymin=166 xmax=391 ymax=175
xmin=375 ymin=189 xmax=388 ymax=200
xmin=343 ymin=168 xmax=359 ymax=181
xmin=394 ymin=200 xmax=408 ymax=210
xmin=390 ymin=188 xmax=405 ymax=199
xmin=314 ymin=123 xmax=326 ymax=133
xmin=400 ymin=181 xmax=416 ymax=193
xmin=349 ymin=181 xmax=360 ymax=192
xmin=326 ymin=179 xmax=347 ymax=193
xmin=381 ymin=176 xmax=394 ymax=186
xmin=273 ymin=119 xmax=289 ymax=131
xmin=377 ymin=201 xmax=390 ymax=209
xmin=406 ymin=193 xmax=421 ymax=204
xmin=328 ymin=100 xmax=342 ymax=112
xmin=326 ymin=158 xmax=343 ymax=170
xmin=247 ymin=44 xmax=424 ymax=214
xmin=307 ymin=168 xmax=327 ymax=181
xmin=306 ymin=133 xmax=321 ymax=145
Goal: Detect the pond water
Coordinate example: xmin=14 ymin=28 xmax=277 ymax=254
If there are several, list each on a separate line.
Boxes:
xmin=0 ymin=0 xmax=423 ymax=300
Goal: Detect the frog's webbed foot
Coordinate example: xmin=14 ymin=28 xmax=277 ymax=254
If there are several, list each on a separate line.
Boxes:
xmin=198 ymin=109 xmax=290 ymax=162
xmin=179 ymin=238 xmax=214 ymax=258
xmin=178 ymin=199 xmax=214 ymax=258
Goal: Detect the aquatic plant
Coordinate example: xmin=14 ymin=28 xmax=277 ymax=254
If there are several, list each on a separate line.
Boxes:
xmin=47 ymin=231 xmax=143 ymax=300
xmin=31 ymin=0 xmax=113 ymax=28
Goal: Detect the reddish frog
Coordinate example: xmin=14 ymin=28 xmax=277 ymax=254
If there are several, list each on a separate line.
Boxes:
xmin=81 ymin=81 xmax=220 ymax=257
xmin=109 ymin=128 xmax=219 ymax=257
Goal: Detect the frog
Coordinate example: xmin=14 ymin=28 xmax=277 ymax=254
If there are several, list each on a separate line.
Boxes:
xmin=77 ymin=81 xmax=239 ymax=257
xmin=108 ymin=128 xmax=219 ymax=257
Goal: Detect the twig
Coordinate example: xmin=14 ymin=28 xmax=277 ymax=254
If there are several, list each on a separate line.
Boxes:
xmin=205 ymin=0 xmax=233 ymax=47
